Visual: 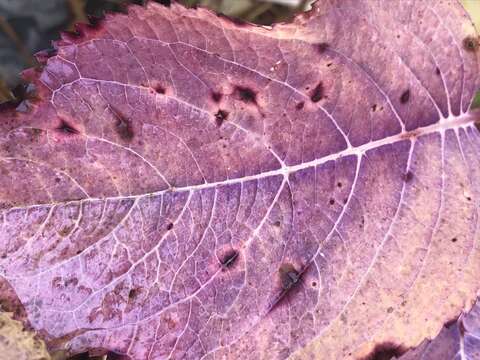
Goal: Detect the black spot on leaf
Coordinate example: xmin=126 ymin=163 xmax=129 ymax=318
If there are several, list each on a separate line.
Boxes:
xmin=128 ymin=288 xmax=138 ymax=300
xmin=310 ymin=82 xmax=324 ymax=103
xmin=220 ymin=250 xmax=239 ymax=269
xmin=154 ymin=84 xmax=165 ymax=94
xmin=329 ymin=199 xmax=335 ymax=205
xmin=316 ymin=42 xmax=330 ymax=53
xmin=435 ymin=67 xmax=441 ymax=76
xmin=215 ymin=110 xmax=229 ymax=127
xmin=56 ymin=119 xmax=79 ymax=135
xmin=463 ymin=36 xmax=479 ymax=52
xmin=403 ymin=171 xmax=414 ymax=183
xmin=451 ymin=237 xmax=458 ymax=243
xmin=235 ymin=86 xmax=257 ymax=104
xmin=296 ymin=101 xmax=305 ymax=110
xmin=400 ymin=89 xmax=410 ymax=104
xmin=211 ymin=91 xmax=223 ymax=103
xmin=166 ymin=222 xmax=174 ymax=231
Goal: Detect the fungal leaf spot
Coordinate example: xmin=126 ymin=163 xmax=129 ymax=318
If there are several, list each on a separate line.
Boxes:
xmin=220 ymin=249 xmax=239 ymax=269
xmin=235 ymin=86 xmax=257 ymax=104
xmin=215 ymin=110 xmax=229 ymax=127
xmin=211 ymin=91 xmax=223 ymax=103
xmin=463 ymin=36 xmax=479 ymax=52
xmin=316 ymin=42 xmax=330 ymax=53
xmin=56 ymin=119 xmax=79 ymax=135
xmin=111 ymin=108 xmax=134 ymax=141
xmin=279 ymin=263 xmax=301 ymax=291
xmin=400 ymin=89 xmax=410 ymax=104
xmin=310 ymin=82 xmax=324 ymax=103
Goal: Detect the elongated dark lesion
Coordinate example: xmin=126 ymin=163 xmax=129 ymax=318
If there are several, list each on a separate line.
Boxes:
xmin=219 ymin=249 xmax=239 ymax=269
xmin=56 ymin=118 xmax=80 ymax=135
xmin=267 ymin=262 xmax=307 ymax=313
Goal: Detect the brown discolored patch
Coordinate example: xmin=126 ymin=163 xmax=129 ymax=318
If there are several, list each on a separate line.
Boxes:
xmin=463 ymin=36 xmax=479 ymax=52
xmin=400 ymin=89 xmax=410 ymax=104
xmin=279 ymin=263 xmax=301 ymax=291
xmin=215 ymin=110 xmax=229 ymax=127
xmin=219 ymin=249 xmax=239 ymax=269
xmin=216 ymin=12 xmax=248 ymax=27
xmin=316 ymin=42 xmax=330 ymax=53
xmin=310 ymin=82 xmax=324 ymax=103
xmin=211 ymin=91 xmax=223 ymax=103
xmin=358 ymin=342 xmax=407 ymax=360
xmin=153 ymin=84 xmax=165 ymax=94
xmin=56 ymin=119 xmax=80 ymax=135
xmin=403 ymin=171 xmax=414 ymax=183
xmin=234 ymin=86 xmax=257 ymax=104
xmin=296 ymin=101 xmax=305 ymax=110
xmin=111 ymin=109 xmax=134 ymax=141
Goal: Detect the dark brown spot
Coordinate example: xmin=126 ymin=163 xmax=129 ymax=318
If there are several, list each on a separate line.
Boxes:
xmin=316 ymin=42 xmax=330 ymax=53
xmin=235 ymin=86 xmax=257 ymax=104
xmin=329 ymin=198 xmax=335 ymax=205
xmin=56 ymin=119 xmax=79 ymax=135
xmin=166 ymin=222 xmax=174 ymax=231
xmin=111 ymin=109 xmax=134 ymax=141
xmin=337 ymin=182 xmax=342 ymax=188
xmin=296 ymin=101 xmax=305 ymax=110
xmin=371 ymin=104 xmax=377 ymax=112
xmin=154 ymin=84 xmax=165 ymax=94
xmin=128 ymin=288 xmax=138 ymax=300
xmin=387 ymin=306 xmax=394 ymax=313
xmin=403 ymin=171 xmax=414 ymax=183
xmin=326 ymin=62 xmax=333 ymax=67
xmin=220 ymin=250 xmax=239 ymax=269
xmin=211 ymin=91 xmax=223 ymax=103
xmin=435 ymin=67 xmax=441 ymax=76
xmin=400 ymin=89 xmax=410 ymax=104
xmin=311 ymin=281 xmax=317 ymax=287
xmin=215 ymin=110 xmax=229 ymax=127
xmin=463 ymin=36 xmax=479 ymax=52
xmin=279 ymin=263 xmax=301 ymax=291
xmin=358 ymin=342 xmax=407 ymax=360
xmin=273 ymin=220 xmax=281 ymax=227
xmin=310 ymin=82 xmax=324 ymax=103
xmin=451 ymin=237 xmax=458 ymax=243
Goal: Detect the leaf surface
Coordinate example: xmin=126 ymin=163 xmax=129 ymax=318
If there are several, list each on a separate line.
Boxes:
xmin=0 ymin=1 xmax=480 ymax=359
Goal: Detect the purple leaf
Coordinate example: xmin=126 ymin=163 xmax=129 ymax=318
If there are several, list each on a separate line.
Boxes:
xmin=0 ymin=1 xmax=480 ymax=359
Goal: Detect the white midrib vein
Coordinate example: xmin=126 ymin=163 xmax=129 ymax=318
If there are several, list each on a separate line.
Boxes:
xmin=7 ymin=110 xmax=479 ymax=213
